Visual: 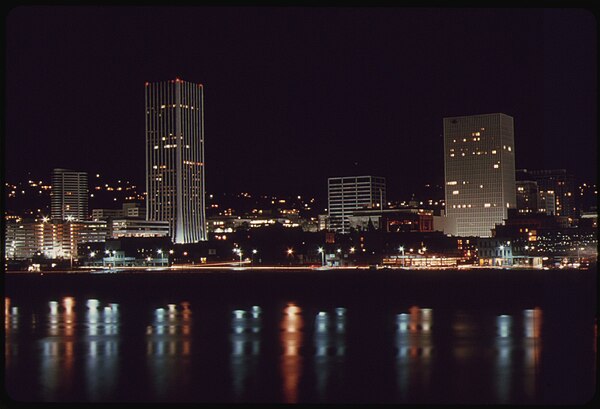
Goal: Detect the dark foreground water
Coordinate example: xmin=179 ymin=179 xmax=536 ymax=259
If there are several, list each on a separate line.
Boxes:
xmin=3 ymin=268 xmax=598 ymax=404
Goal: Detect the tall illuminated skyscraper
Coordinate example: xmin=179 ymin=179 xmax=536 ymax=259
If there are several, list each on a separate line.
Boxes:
xmin=443 ymin=113 xmax=516 ymax=237
xmin=145 ymin=78 xmax=207 ymax=243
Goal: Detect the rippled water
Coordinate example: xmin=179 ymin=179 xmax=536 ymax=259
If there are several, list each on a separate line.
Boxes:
xmin=4 ymin=269 xmax=597 ymax=404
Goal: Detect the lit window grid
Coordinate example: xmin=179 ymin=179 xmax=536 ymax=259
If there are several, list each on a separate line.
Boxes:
xmin=51 ymin=170 xmax=88 ymax=222
xmin=443 ymin=114 xmax=516 ymax=237
xmin=327 ymin=176 xmax=386 ymax=233
xmin=145 ymin=80 xmax=207 ymax=243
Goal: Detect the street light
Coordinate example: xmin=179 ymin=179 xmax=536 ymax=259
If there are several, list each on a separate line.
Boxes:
xmin=287 ymin=248 xmax=293 ymax=266
xmin=252 ymin=249 xmax=257 ymax=267
xmin=233 ymin=248 xmax=243 ymax=267
xmin=578 ymin=247 xmax=585 ymax=262
xmin=318 ymin=247 xmax=325 ymax=266
xmin=399 ymin=246 xmax=405 ymax=267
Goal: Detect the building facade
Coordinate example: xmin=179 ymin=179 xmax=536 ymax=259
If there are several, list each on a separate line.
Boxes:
xmin=348 ymin=208 xmax=434 ymax=233
xmin=327 ymin=176 xmax=386 ymax=234
xmin=443 ymin=113 xmax=517 ymax=237
xmin=145 ymin=78 xmax=207 ymax=243
xmin=5 ymin=219 xmax=107 ymax=260
xmin=51 ymin=168 xmax=89 ymax=221
xmin=110 ymin=219 xmax=170 ymax=239
xmin=516 ymin=169 xmax=577 ymax=220
xmin=92 ymin=202 xmax=146 ymax=221
xmin=516 ymin=180 xmax=539 ymax=214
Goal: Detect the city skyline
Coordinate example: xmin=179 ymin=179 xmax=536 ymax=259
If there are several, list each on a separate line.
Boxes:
xmin=5 ymin=7 xmax=597 ymax=201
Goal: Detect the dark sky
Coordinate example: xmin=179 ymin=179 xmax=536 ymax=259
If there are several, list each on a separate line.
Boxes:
xmin=5 ymin=6 xmax=597 ymax=201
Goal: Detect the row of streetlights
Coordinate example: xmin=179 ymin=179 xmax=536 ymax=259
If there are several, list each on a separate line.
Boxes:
xmin=90 ymin=249 xmax=173 ymax=258
xmin=233 ymin=248 xmax=258 ymax=267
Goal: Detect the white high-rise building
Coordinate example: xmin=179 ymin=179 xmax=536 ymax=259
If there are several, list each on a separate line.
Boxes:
xmin=327 ymin=176 xmax=386 ymax=234
xmin=51 ymin=168 xmax=88 ymax=221
xmin=443 ymin=113 xmax=516 ymax=237
xmin=145 ymin=78 xmax=207 ymax=243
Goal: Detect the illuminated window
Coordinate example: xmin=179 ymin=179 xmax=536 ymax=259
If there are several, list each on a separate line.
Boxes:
xmin=507 ymin=146 xmax=512 ymax=151
xmin=452 ymin=190 xmax=459 ymax=195
xmin=493 ymin=164 xmax=499 ymax=169
xmin=447 ymin=181 xmax=457 ymax=185
xmin=484 ymin=203 xmax=491 ymax=208
xmin=492 ymin=150 xmax=497 ymax=154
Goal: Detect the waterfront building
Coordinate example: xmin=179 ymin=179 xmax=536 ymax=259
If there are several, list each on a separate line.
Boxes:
xmin=145 ymin=78 xmax=207 ymax=243
xmin=327 ymin=176 xmax=386 ymax=234
xmin=51 ymin=168 xmax=88 ymax=221
xmin=5 ymin=219 xmax=107 ymax=260
xmin=443 ymin=113 xmax=517 ymax=237
xmin=476 ymin=237 xmax=514 ymax=266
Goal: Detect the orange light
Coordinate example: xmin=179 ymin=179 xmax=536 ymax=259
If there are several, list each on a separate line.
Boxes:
xmin=63 ymin=297 xmax=75 ymax=314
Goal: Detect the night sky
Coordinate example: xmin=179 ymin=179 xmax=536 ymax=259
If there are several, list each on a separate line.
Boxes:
xmin=5 ymin=6 xmax=597 ymax=201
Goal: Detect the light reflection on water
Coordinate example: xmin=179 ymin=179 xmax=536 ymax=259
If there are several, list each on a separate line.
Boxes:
xmin=395 ymin=306 xmax=433 ymax=399
xmin=280 ymin=302 xmax=303 ymax=403
xmin=4 ymin=294 xmax=593 ymax=403
xmin=495 ymin=314 xmax=513 ymax=403
xmin=314 ymin=307 xmax=347 ymax=401
xmin=146 ymin=301 xmax=192 ymax=399
xmin=230 ymin=306 xmax=262 ymax=401
xmin=84 ymin=300 xmax=119 ymax=400
xmin=523 ymin=308 xmax=542 ymax=400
